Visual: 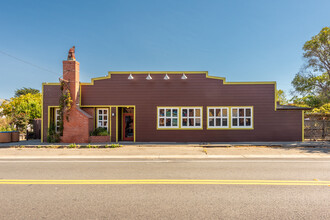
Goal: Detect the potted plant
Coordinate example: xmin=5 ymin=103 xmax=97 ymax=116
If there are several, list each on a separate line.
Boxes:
xmin=89 ymin=127 xmax=110 ymax=143
xmin=0 ymin=125 xmax=13 ymax=143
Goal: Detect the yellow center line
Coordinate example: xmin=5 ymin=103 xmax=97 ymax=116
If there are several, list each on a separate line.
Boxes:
xmin=0 ymin=179 xmax=329 ymax=185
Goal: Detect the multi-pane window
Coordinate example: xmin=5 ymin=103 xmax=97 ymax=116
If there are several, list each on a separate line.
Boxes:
xmin=55 ymin=108 xmax=60 ymax=133
xmin=231 ymin=107 xmax=253 ymax=128
xmin=208 ymin=107 xmax=229 ymax=128
xmin=97 ymin=108 xmax=108 ymax=130
xmin=181 ymin=107 xmax=202 ymax=128
xmin=158 ymin=108 xmax=179 ymax=128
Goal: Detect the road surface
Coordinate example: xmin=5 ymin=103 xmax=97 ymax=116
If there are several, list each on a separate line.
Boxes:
xmin=0 ymin=158 xmax=329 ymax=219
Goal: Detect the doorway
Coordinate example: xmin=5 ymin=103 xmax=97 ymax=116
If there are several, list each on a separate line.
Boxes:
xmin=120 ymin=107 xmax=134 ymax=141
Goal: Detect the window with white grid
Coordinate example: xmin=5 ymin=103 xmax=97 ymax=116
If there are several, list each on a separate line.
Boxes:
xmin=181 ymin=107 xmax=202 ymax=128
xmin=208 ymin=107 xmax=229 ymax=128
xmin=231 ymin=107 xmax=253 ymax=128
xmin=97 ymin=108 xmax=109 ymax=130
xmin=158 ymin=107 xmax=179 ymax=128
xmin=55 ymin=108 xmax=61 ymax=133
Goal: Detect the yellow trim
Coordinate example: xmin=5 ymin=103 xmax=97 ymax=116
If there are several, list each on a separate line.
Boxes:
xmin=43 ymin=72 xmax=277 ymax=112
xmin=230 ymin=106 xmax=254 ymax=130
xmin=79 ymin=105 xmax=136 ymax=142
xmin=43 ymin=82 xmax=61 ymax=85
xmin=95 ymin=107 xmax=111 ymax=133
xmin=157 ymin=106 xmax=203 ymax=130
xmin=133 ymin=107 xmax=136 ymax=142
xmin=80 ymin=71 xmax=276 ymax=86
xmin=78 ymin=71 xmax=277 ymax=111
xmin=116 ymin=107 xmax=118 ymax=143
xmin=302 ymin=111 xmax=305 ymax=142
xmin=121 ymin=108 xmax=123 ymax=139
xmin=206 ymin=107 xmax=230 ymax=130
xmin=1 ymin=179 xmax=330 ymax=185
xmin=47 ymin=106 xmax=60 ymax=138
xmin=41 ymin=84 xmax=44 ymax=142
xmin=206 ymin=106 xmax=254 ymax=130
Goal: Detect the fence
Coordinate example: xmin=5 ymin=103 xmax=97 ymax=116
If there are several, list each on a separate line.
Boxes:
xmin=304 ymin=115 xmax=330 ymax=141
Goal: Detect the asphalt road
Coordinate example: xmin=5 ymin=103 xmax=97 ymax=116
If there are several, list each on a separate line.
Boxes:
xmin=0 ymin=158 xmax=329 ymax=219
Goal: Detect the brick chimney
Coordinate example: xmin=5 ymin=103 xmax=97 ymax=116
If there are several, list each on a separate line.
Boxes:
xmin=61 ymin=47 xmax=93 ymax=143
xmin=63 ymin=46 xmax=79 ymax=106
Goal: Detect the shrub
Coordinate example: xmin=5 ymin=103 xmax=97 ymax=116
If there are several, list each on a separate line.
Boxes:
xmin=90 ymin=127 xmax=109 ymax=136
xmin=105 ymin=144 xmax=122 ymax=148
xmin=47 ymin=123 xmax=60 ymax=143
xmin=68 ymin=143 xmax=77 ymax=148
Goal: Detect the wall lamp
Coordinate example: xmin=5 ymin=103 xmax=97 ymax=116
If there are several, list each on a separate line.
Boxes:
xmin=128 ymin=73 xmax=134 ymax=80
xmin=146 ymin=73 xmax=152 ymax=80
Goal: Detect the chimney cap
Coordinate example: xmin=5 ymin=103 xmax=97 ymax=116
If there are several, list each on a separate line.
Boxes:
xmin=67 ymin=46 xmax=76 ymax=60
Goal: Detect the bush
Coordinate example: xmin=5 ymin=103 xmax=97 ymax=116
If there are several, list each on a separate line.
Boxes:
xmin=90 ymin=127 xmax=109 ymax=136
xmin=47 ymin=122 xmax=60 ymax=143
xmin=0 ymin=118 xmax=15 ymax=132
xmin=68 ymin=143 xmax=77 ymax=148
xmin=105 ymin=144 xmax=122 ymax=148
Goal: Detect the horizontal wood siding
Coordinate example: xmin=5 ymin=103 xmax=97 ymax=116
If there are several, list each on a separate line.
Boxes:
xmin=79 ymin=74 xmax=302 ymax=142
xmin=42 ymin=85 xmax=61 ymax=141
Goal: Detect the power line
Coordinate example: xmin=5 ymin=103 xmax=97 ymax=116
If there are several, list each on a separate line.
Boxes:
xmin=0 ymin=50 xmax=61 ymax=77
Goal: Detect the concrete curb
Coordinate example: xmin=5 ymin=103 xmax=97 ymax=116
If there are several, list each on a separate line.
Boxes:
xmin=0 ymin=155 xmax=330 ymax=159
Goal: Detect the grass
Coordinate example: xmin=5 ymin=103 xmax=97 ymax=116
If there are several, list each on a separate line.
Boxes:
xmin=10 ymin=143 xmax=123 ymax=149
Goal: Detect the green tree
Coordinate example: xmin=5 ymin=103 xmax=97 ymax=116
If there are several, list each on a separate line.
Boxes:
xmin=0 ymin=93 xmax=42 ymax=132
xmin=303 ymin=27 xmax=330 ymax=78
xmin=312 ymin=103 xmax=330 ymax=114
xmin=15 ymin=87 xmax=40 ymax=97
xmin=291 ymin=27 xmax=330 ymax=110
xmin=276 ymin=89 xmax=288 ymax=104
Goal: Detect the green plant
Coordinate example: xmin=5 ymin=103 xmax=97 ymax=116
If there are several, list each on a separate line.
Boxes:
xmin=0 ymin=117 xmax=15 ymax=132
xmin=84 ymin=144 xmax=98 ymax=148
xmin=68 ymin=143 xmax=77 ymax=148
xmin=47 ymin=123 xmax=60 ymax=143
xmin=105 ymin=144 xmax=122 ymax=148
xmin=90 ymin=127 xmax=109 ymax=136
xmin=58 ymin=80 xmax=73 ymax=135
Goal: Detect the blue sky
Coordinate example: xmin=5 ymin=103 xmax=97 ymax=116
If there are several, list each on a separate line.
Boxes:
xmin=0 ymin=0 xmax=329 ymax=99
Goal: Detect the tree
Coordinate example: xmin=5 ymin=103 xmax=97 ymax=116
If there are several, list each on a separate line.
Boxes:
xmin=303 ymin=27 xmax=330 ymax=78
xmin=291 ymin=27 xmax=330 ymax=110
xmin=15 ymin=87 xmax=40 ymax=97
xmin=276 ymin=89 xmax=288 ymax=104
xmin=312 ymin=103 xmax=330 ymax=114
xmin=0 ymin=93 xmax=41 ymax=132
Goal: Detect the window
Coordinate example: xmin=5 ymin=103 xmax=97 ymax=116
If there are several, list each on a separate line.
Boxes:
xmin=208 ymin=107 xmax=229 ymax=128
xmin=181 ymin=107 xmax=202 ymax=128
xmin=231 ymin=107 xmax=253 ymax=128
xmin=55 ymin=108 xmax=60 ymax=133
xmin=158 ymin=107 xmax=179 ymax=128
xmin=97 ymin=108 xmax=109 ymax=130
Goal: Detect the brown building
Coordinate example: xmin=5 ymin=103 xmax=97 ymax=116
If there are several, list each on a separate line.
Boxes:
xmin=42 ymin=49 xmax=308 ymax=143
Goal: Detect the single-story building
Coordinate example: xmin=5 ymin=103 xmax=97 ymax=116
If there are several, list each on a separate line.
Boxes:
xmin=42 ymin=47 xmax=309 ymax=143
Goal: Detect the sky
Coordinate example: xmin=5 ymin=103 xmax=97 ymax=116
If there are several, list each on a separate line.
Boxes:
xmin=0 ymin=0 xmax=329 ymax=100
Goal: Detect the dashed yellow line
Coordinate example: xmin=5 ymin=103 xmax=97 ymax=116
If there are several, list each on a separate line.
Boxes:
xmin=0 ymin=179 xmax=329 ymax=185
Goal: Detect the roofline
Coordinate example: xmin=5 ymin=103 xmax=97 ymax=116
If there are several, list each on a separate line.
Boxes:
xmin=78 ymin=71 xmax=276 ymax=86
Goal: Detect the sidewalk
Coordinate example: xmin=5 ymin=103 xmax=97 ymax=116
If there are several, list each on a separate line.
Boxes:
xmin=0 ymin=146 xmax=329 ymax=159
xmin=0 ymin=139 xmax=329 ymax=148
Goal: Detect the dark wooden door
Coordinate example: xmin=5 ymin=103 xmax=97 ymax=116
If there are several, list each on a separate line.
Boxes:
xmin=123 ymin=113 xmax=134 ymax=141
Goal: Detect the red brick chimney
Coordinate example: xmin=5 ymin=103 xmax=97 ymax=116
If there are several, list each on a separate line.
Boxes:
xmin=61 ymin=46 xmax=92 ymax=143
xmin=63 ymin=46 xmax=79 ymax=106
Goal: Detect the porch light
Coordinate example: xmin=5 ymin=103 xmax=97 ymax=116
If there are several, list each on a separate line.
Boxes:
xmin=181 ymin=73 xmax=187 ymax=80
xmin=164 ymin=74 xmax=170 ymax=80
xmin=128 ymin=74 xmax=134 ymax=80
xmin=146 ymin=73 xmax=152 ymax=80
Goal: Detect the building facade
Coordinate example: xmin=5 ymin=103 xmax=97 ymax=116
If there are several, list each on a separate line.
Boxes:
xmin=42 ymin=50 xmax=307 ymax=143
